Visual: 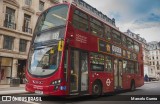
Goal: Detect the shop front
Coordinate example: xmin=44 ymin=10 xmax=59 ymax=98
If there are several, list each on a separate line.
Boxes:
xmin=0 ymin=57 xmax=12 ymax=84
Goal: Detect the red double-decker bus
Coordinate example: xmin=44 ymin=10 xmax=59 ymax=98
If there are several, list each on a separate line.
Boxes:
xmin=25 ymin=0 xmax=144 ymax=96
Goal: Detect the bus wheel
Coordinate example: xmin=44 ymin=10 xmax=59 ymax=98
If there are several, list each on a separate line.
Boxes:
xmin=130 ymin=81 xmax=135 ymax=91
xmin=92 ymin=81 xmax=102 ymax=96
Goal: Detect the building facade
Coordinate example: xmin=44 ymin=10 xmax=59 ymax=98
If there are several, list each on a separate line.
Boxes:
xmin=124 ymin=30 xmax=156 ymax=80
xmin=0 ymin=0 xmax=70 ymax=84
xmin=148 ymin=41 xmax=160 ymax=80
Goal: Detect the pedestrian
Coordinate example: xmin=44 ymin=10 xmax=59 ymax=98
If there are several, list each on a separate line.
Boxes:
xmin=144 ymin=74 xmax=149 ymax=82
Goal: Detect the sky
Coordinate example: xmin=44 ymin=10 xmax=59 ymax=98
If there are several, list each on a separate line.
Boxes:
xmin=83 ymin=0 xmax=160 ymax=42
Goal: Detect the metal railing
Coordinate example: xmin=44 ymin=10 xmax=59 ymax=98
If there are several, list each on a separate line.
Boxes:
xmin=4 ymin=20 xmax=16 ymax=29
xmin=22 ymin=26 xmax=32 ymax=34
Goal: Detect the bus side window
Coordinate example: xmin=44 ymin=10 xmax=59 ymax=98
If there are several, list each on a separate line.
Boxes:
xmin=105 ymin=56 xmax=112 ymax=72
xmin=122 ymin=34 xmax=127 ymax=47
xmin=90 ymin=17 xmax=104 ymax=38
xmin=72 ymin=9 xmax=89 ymax=32
xmin=123 ymin=60 xmax=127 ymax=73
xmin=104 ymin=25 xmax=111 ymax=40
xmin=112 ymin=30 xmax=121 ymax=44
xmin=127 ymin=38 xmax=134 ymax=50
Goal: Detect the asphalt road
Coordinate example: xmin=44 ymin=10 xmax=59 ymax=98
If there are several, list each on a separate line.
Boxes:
xmin=1 ymin=81 xmax=160 ymax=104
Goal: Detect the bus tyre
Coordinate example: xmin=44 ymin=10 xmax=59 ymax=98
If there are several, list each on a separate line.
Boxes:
xmin=130 ymin=81 xmax=135 ymax=91
xmin=92 ymin=81 xmax=102 ymax=96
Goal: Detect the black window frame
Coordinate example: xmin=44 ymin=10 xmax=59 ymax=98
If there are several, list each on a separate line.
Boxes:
xmin=19 ymin=39 xmax=27 ymax=52
xmin=3 ymin=35 xmax=14 ymax=50
xmin=134 ymin=41 xmax=140 ymax=52
xmin=121 ymin=34 xmax=127 ymax=47
xmin=23 ymin=14 xmax=32 ymax=34
xmin=4 ymin=7 xmax=16 ymax=29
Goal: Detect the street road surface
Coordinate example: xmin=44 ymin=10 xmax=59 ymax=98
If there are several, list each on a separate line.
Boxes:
xmin=0 ymin=81 xmax=160 ymax=104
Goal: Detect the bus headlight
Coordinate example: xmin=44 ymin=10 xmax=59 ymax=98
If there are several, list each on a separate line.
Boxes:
xmin=51 ymin=79 xmax=62 ymax=85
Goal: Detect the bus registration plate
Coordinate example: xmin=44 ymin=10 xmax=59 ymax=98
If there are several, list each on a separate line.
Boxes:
xmin=35 ymin=90 xmax=43 ymax=94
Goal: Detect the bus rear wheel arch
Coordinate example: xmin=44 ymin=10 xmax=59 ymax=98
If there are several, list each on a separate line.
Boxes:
xmin=92 ymin=80 xmax=102 ymax=96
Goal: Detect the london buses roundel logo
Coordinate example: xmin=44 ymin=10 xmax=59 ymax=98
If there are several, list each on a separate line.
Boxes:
xmin=106 ymin=78 xmax=111 ymax=86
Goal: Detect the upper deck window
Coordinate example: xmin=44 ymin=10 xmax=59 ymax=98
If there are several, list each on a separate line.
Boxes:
xmin=35 ymin=4 xmax=68 ymax=34
xmin=90 ymin=17 xmax=104 ymax=37
xmin=72 ymin=9 xmax=89 ymax=32
xmin=112 ymin=30 xmax=121 ymax=44
xmin=104 ymin=25 xmax=111 ymax=40
xmin=134 ymin=41 xmax=140 ymax=52
xmin=121 ymin=34 xmax=127 ymax=47
xmin=127 ymin=38 xmax=134 ymax=50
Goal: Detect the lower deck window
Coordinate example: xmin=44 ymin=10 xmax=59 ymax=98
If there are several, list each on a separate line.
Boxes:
xmin=90 ymin=53 xmax=104 ymax=71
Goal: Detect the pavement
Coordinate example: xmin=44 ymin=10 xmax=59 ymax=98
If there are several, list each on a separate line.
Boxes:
xmin=0 ymin=84 xmax=29 ymax=95
xmin=144 ymin=80 xmax=160 ymax=84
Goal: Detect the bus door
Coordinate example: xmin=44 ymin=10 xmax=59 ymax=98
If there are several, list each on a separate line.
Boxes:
xmin=114 ymin=59 xmax=123 ymax=89
xmin=69 ymin=49 xmax=89 ymax=94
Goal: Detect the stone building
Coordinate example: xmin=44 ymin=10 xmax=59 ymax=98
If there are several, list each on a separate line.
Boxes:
xmin=148 ymin=41 xmax=160 ymax=80
xmin=124 ymin=30 xmax=156 ymax=80
xmin=0 ymin=0 xmax=70 ymax=84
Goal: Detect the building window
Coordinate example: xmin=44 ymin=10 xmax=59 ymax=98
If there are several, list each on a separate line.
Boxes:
xmin=3 ymin=36 xmax=14 ymax=50
xmin=39 ymin=1 xmax=44 ymax=11
xmin=157 ymin=67 xmax=159 ymax=70
xmin=4 ymin=7 xmax=16 ymax=29
xmin=23 ymin=14 xmax=32 ymax=34
xmin=151 ymin=69 xmax=153 ymax=73
xmin=153 ymin=62 xmax=155 ymax=65
xmin=19 ymin=39 xmax=27 ymax=52
xmin=157 ymin=57 xmax=158 ymax=59
xmin=153 ymin=57 xmax=154 ymax=60
xmin=25 ymin=0 xmax=32 ymax=6
xmin=157 ymin=61 xmax=159 ymax=65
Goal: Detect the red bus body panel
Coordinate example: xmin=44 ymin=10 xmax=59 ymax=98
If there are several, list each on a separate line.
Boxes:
xmin=25 ymin=3 xmax=144 ymax=96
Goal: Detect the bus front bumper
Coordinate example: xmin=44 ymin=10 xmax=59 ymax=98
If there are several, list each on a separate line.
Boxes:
xmin=25 ymin=83 xmax=67 ymax=95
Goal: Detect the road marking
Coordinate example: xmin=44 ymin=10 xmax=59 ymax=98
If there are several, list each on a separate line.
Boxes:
xmin=144 ymin=86 xmax=158 ymax=89
xmin=23 ymin=101 xmax=40 ymax=104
